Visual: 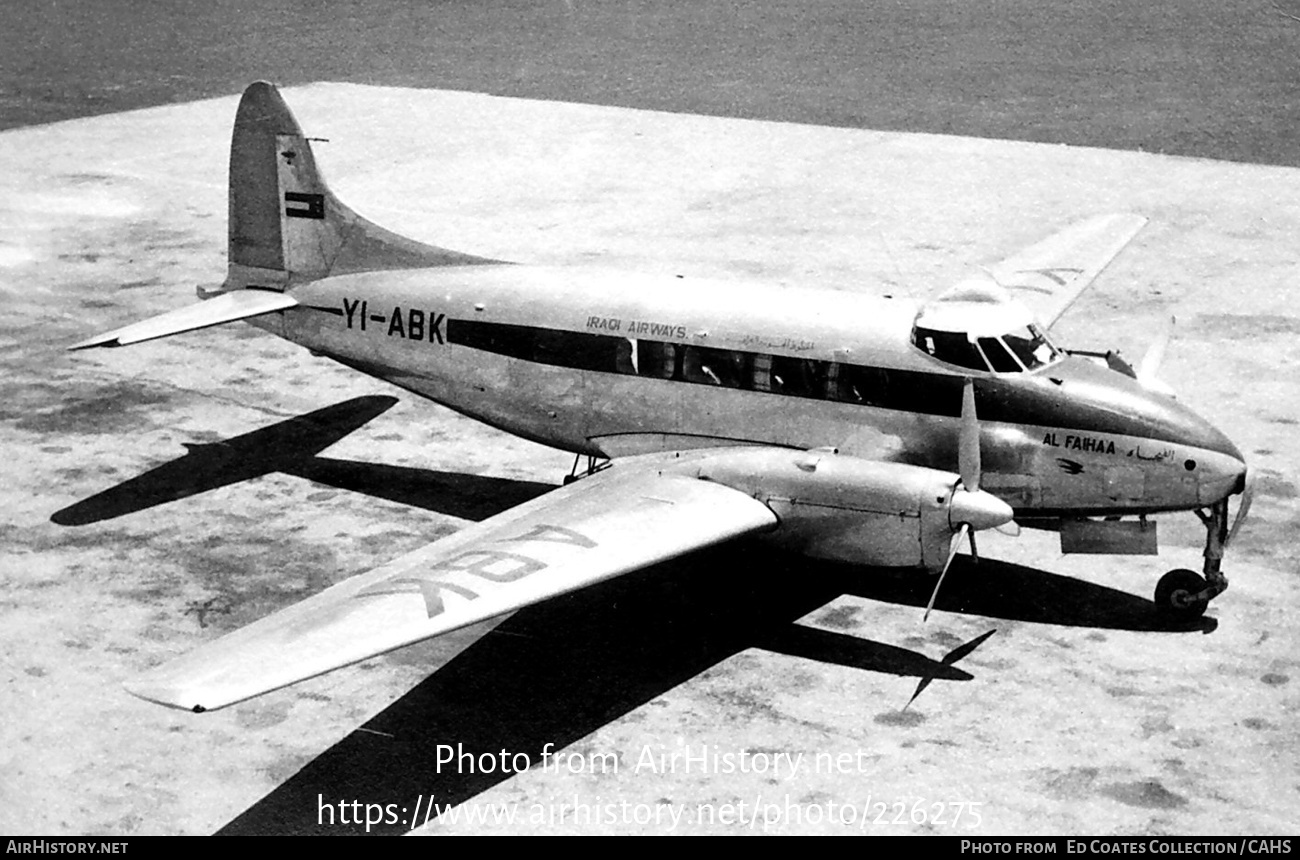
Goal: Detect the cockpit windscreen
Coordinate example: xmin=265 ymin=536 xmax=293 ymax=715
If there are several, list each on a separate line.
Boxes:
xmin=1001 ymin=324 xmax=1060 ymax=369
xmin=913 ymin=323 xmax=1061 ymax=373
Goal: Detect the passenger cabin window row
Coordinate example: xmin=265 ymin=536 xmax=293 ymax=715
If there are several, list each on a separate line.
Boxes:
xmin=450 ymin=319 xmax=907 ymax=405
xmin=438 ymin=318 xmax=1096 ymax=428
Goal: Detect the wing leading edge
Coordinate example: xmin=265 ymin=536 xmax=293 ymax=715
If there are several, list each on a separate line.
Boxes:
xmin=986 ymin=213 xmax=1147 ymax=330
xmin=126 ymin=460 xmax=777 ymax=712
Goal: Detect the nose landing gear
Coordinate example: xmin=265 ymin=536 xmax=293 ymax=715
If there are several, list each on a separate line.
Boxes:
xmin=1154 ymin=567 xmax=1214 ymax=619
xmin=1155 ymin=484 xmax=1252 ymax=618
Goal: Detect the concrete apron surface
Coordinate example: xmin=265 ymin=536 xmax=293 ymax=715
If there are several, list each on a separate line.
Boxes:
xmin=0 ymin=84 xmax=1296 ymax=835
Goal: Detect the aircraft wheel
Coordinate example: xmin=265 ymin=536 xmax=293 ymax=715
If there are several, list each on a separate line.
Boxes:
xmin=1154 ymin=569 xmax=1208 ymax=618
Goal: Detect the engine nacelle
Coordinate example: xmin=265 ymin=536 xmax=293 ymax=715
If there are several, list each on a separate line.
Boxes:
xmin=695 ymin=448 xmax=981 ymax=572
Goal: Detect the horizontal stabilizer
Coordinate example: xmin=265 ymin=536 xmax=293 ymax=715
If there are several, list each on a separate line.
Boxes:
xmin=69 ymin=290 xmax=298 ymax=350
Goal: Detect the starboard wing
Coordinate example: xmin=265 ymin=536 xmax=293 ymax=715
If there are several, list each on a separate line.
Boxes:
xmin=126 ymin=460 xmax=778 ymax=712
xmin=985 ymin=213 xmax=1147 ymax=330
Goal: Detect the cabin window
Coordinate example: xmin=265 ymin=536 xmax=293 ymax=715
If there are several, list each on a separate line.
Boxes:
xmin=615 ymin=339 xmax=636 ymax=375
xmin=542 ymin=328 xmax=621 ymax=372
xmin=452 ymin=319 xmax=623 ymax=373
xmin=634 ymin=340 xmax=679 ymax=379
xmin=682 ymin=346 xmax=749 ymax=388
xmin=750 ymin=353 xmax=773 ymax=392
xmin=834 ymin=364 xmax=890 ymax=404
xmin=770 ymin=355 xmax=811 ymax=396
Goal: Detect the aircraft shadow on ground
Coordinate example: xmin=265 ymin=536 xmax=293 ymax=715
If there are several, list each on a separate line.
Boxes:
xmin=50 ymin=395 xmax=554 ymax=525
xmin=221 ymin=544 xmax=846 ymax=835
xmin=829 ymin=557 xmax=1215 ymax=635
xmin=47 ymin=398 xmax=1211 ymax=834
xmin=221 ymin=542 xmax=1208 ymax=835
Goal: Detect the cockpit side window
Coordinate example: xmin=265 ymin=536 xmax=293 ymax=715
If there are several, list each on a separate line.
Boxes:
xmin=1002 ymin=324 xmax=1060 ymax=370
xmin=977 ymin=337 xmax=1023 ymax=373
xmin=912 ymin=327 xmax=991 ymax=372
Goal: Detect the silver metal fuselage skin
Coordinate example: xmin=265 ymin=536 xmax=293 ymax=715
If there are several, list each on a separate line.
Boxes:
xmin=254 ymin=263 xmax=1245 ymax=520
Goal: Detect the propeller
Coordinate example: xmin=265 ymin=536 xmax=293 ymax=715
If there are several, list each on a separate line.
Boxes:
xmin=924 ymin=379 xmax=1015 ymax=621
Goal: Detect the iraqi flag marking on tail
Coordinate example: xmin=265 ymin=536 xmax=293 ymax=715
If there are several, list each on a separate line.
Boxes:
xmin=284 ymin=191 xmax=325 ymax=219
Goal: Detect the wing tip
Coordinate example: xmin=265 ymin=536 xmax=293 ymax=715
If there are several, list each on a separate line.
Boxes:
xmin=124 ymin=681 xmax=211 ymax=713
xmin=1101 ymin=212 xmax=1149 ymax=239
xmin=68 ymin=335 xmax=122 ymax=351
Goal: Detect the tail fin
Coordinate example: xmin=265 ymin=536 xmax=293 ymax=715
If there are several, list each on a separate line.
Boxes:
xmin=222 ymin=81 xmax=496 ymax=293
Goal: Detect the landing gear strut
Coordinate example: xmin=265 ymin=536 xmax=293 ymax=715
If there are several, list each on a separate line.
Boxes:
xmin=563 ymin=453 xmax=610 ymax=485
xmin=1154 ymin=497 xmax=1232 ymax=618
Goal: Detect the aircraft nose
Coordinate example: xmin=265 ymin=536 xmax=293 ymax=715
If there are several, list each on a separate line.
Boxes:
xmin=1196 ymin=448 xmax=1247 ymax=505
xmin=1185 ymin=418 xmax=1247 ymax=505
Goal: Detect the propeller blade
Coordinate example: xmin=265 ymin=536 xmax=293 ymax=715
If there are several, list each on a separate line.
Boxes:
xmin=959 ymin=378 xmax=980 ymax=491
xmin=995 ymin=519 xmax=1021 ymax=537
xmin=1225 ymin=474 xmax=1254 ymax=549
xmin=968 ymin=527 xmax=979 ymax=563
xmin=1134 ymin=316 xmax=1178 ymax=397
xmin=1139 ymin=316 xmax=1175 ymax=383
xmin=924 ymin=524 xmax=968 ymax=622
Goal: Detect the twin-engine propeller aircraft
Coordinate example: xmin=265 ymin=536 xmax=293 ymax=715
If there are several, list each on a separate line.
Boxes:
xmin=72 ymin=82 xmax=1250 ymax=713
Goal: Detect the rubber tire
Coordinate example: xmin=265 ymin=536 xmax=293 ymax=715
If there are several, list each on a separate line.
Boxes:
xmin=1154 ymin=568 xmax=1209 ymax=619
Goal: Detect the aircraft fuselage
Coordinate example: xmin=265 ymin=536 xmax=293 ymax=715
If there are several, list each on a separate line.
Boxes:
xmin=255 ymin=263 xmax=1245 ymax=520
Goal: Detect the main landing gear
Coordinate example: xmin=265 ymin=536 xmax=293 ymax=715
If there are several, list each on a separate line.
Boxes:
xmin=1155 ymin=488 xmax=1252 ymax=619
xmin=563 ymin=453 xmax=611 ymax=485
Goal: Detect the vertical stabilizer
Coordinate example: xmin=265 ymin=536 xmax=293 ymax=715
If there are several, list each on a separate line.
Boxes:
xmin=222 ymin=82 xmax=497 ymax=293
